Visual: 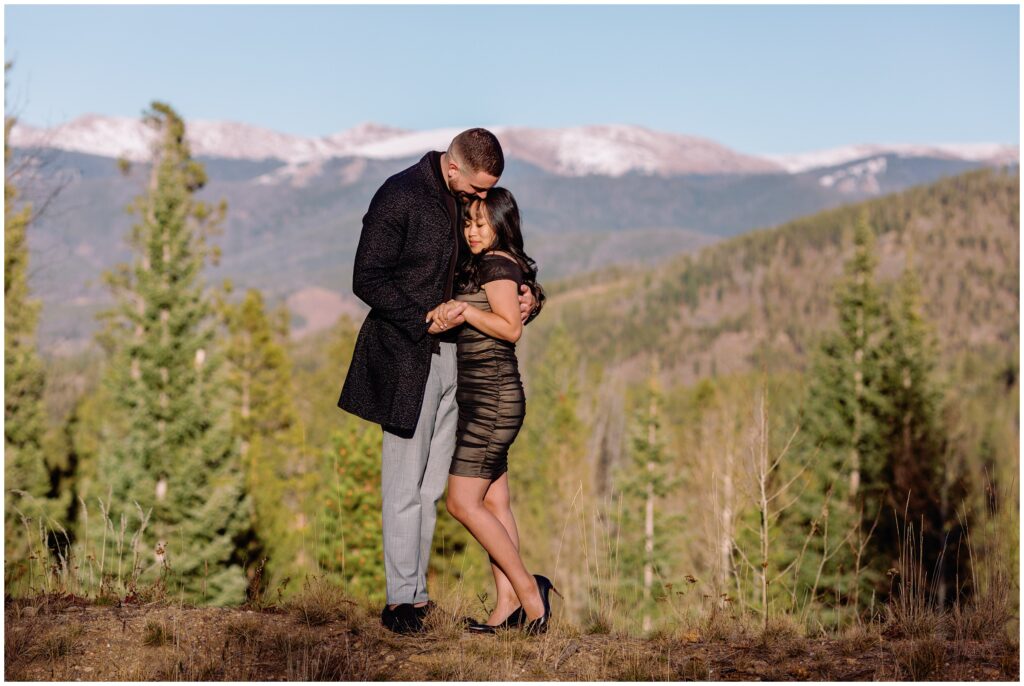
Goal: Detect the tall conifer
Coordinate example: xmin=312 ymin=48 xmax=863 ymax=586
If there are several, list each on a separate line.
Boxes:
xmin=878 ymin=256 xmax=957 ymax=598
xmin=95 ymin=101 xmax=251 ymax=604
xmin=319 ymin=425 xmax=385 ymax=601
xmin=218 ymin=288 xmax=304 ymax=598
xmin=796 ymin=212 xmax=891 ymax=608
xmin=4 ymin=61 xmax=57 ymax=578
xmin=613 ymin=369 xmax=679 ymax=633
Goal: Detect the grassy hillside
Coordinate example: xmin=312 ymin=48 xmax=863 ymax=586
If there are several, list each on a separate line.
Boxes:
xmin=6 ymin=578 xmax=1018 ymax=681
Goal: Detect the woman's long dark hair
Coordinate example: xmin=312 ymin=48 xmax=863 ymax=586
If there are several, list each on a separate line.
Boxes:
xmin=456 ymin=187 xmax=545 ymax=319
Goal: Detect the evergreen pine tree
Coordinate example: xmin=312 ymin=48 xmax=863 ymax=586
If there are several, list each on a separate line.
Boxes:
xmin=795 ymin=211 xmax=891 ymax=611
xmin=93 ymin=101 xmax=251 ymax=604
xmin=318 ymin=424 xmax=385 ymax=602
xmin=4 ymin=61 xmax=57 ymax=582
xmin=612 ymin=368 xmax=680 ymax=633
xmin=218 ymin=287 xmax=306 ymax=599
xmin=878 ymin=255 xmax=958 ymax=599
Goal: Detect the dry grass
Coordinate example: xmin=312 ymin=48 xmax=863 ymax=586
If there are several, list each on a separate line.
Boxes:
xmin=883 ymin=509 xmax=949 ymax=640
xmin=142 ymin=619 xmax=174 ymax=646
xmin=950 ymin=497 xmax=1017 ymax=644
xmin=40 ymin=621 xmax=85 ymax=660
xmin=893 ymin=637 xmax=946 ymax=679
xmin=756 ymin=613 xmax=804 ymax=649
xmin=5 ymin=590 xmax=1019 ymax=681
xmin=5 ymin=475 xmax=1018 ymax=681
xmin=284 ymin=573 xmax=358 ymax=627
xmin=836 ymin=621 xmax=883 ymax=656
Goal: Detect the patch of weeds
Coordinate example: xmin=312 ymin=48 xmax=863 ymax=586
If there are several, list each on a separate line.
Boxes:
xmin=893 ymin=637 xmax=945 ymax=680
xmin=424 ymin=655 xmax=465 ymax=680
xmin=43 ymin=622 xmax=84 ymax=659
xmin=182 ymin=656 xmax=224 ymax=681
xmin=142 ymin=619 xmax=173 ymax=647
xmin=286 ymin=574 xmax=355 ymax=627
xmin=224 ymin=615 xmax=265 ymax=644
xmin=757 ymin=615 xmax=803 ymax=648
xmin=584 ymin=613 xmax=613 ymax=635
xmin=674 ymin=655 xmax=710 ymax=681
xmin=701 ymin=610 xmax=747 ymax=642
xmin=614 ymin=647 xmax=669 ymax=681
xmin=838 ymin=623 xmax=882 ymax=656
xmin=5 ymin=624 xmax=36 ymax=669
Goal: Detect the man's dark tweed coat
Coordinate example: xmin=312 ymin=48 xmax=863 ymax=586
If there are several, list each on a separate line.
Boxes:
xmin=337 ymin=153 xmax=458 ymax=435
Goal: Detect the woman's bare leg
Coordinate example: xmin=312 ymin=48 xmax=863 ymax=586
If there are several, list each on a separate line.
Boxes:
xmin=447 ymin=474 xmax=544 ymax=620
xmin=482 ymin=473 xmax=522 ymax=624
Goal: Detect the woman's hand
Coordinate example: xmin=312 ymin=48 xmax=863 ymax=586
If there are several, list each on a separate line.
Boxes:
xmin=426 ymin=300 xmax=468 ymax=335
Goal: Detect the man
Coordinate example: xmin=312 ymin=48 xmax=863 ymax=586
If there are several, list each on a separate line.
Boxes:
xmin=338 ymin=128 xmax=539 ymax=634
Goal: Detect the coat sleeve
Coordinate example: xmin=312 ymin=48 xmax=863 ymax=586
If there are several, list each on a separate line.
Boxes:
xmin=351 ymin=184 xmax=432 ymax=342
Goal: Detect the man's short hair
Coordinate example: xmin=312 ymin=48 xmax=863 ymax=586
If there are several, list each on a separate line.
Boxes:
xmin=451 ymin=128 xmax=504 ymax=178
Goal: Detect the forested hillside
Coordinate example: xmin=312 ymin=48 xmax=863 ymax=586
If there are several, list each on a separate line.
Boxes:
xmin=504 ymin=166 xmax=1018 ymax=632
xmin=7 ymin=96 xmax=1017 ymax=643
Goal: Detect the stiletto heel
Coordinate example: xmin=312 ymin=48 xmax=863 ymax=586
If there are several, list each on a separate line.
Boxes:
xmin=466 ymin=605 xmax=526 ymax=633
xmin=524 ymin=574 xmax=558 ymax=636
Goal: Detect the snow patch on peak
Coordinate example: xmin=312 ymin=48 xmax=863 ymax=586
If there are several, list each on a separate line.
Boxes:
xmin=8 ymin=113 xmax=155 ymax=161
xmin=186 ymin=120 xmax=325 ymax=162
xmin=766 ymin=143 xmax=1019 ymax=173
xmin=819 ymin=156 xmax=888 ymax=194
xmin=500 ymin=124 xmax=782 ymax=176
xmin=346 ymin=127 xmax=499 ymax=160
xmin=324 ymin=122 xmax=410 ymax=155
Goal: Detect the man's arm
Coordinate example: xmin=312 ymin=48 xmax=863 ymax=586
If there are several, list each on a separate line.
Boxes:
xmin=352 ymin=186 xmax=432 ymax=342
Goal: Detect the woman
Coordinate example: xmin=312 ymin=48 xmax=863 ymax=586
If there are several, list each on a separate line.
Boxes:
xmin=426 ymin=187 xmax=558 ymax=635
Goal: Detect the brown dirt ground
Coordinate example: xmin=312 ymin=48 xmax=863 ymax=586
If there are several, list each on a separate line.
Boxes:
xmin=5 ymin=594 xmax=1019 ymax=681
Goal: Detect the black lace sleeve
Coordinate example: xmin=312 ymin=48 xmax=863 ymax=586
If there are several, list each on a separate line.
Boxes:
xmin=478 ymin=253 xmax=524 ymax=287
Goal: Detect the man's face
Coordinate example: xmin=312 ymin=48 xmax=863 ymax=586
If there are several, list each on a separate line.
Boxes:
xmin=447 ymin=154 xmax=498 ymax=203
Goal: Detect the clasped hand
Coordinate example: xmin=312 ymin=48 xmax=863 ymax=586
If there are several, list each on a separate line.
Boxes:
xmin=426 ymin=300 xmax=467 ymax=334
xmin=426 ymin=285 xmax=537 ymax=335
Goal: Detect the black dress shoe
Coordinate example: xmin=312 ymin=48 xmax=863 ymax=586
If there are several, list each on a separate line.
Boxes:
xmin=381 ymin=603 xmax=425 ymax=634
xmin=413 ymin=600 xmax=435 ymax=619
xmin=524 ymin=575 xmax=561 ymax=636
xmin=466 ymin=605 xmax=527 ymax=633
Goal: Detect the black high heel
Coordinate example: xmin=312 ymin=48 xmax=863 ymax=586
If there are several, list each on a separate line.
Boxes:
xmin=466 ymin=605 xmax=527 ymax=633
xmin=524 ymin=574 xmax=561 ymax=636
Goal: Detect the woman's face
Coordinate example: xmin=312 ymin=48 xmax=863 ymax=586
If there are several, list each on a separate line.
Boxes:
xmin=464 ymin=200 xmax=497 ymax=255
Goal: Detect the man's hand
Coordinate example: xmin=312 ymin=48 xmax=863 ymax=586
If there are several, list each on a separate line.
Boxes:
xmin=426 ymin=300 xmax=467 ymax=335
xmin=517 ymin=284 xmax=537 ymax=324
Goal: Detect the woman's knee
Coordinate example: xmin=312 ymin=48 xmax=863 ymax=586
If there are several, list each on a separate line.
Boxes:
xmin=483 ymin=490 xmax=509 ymax=515
xmin=446 ymin=493 xmax=479 ymax=521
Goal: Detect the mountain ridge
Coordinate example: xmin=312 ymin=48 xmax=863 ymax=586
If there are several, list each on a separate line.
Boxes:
xmin=10 ymin=114 xmax=1017 ymax=178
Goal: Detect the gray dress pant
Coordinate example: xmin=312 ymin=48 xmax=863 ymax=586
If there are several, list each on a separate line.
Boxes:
xmin=381 ymin=341 xmax=458 ymax=605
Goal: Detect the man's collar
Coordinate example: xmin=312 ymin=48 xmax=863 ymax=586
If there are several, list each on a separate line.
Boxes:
xmin=428 ymin=150 xmax=456 ymax=199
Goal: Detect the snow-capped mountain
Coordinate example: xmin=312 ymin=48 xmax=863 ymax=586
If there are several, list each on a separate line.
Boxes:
xmin=6 ymin=115 xmax=783 ymax=177
xmin=765 ymin=143 xmax=1018 ymax=174
xmin=8 ymin=114 xmax=1017 ymax=182
xmin=499 ymin=125 xmax=781 ymax=176
xmin=8 ymin=114 xmax=402 ymax=164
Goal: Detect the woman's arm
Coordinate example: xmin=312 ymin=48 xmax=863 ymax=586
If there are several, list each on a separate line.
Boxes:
xmin=462 ymin=279 xmax=523 ymax=343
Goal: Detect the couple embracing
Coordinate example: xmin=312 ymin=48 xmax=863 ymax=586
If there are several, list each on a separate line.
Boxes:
xmin=338 ymin=128 xmax=558 ymax=636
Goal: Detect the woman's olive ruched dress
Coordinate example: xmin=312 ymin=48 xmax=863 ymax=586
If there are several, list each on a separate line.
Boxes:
xmin=449 ymin=253 xmax=526 ymax=480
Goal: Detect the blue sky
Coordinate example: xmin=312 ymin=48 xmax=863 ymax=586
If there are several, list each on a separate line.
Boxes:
xmin=4 ymin=3 xmax=1019 ymax=155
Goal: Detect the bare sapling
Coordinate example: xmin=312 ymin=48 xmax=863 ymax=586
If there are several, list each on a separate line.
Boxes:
xmin=733 ymin=382 xmax=803 ymax=633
